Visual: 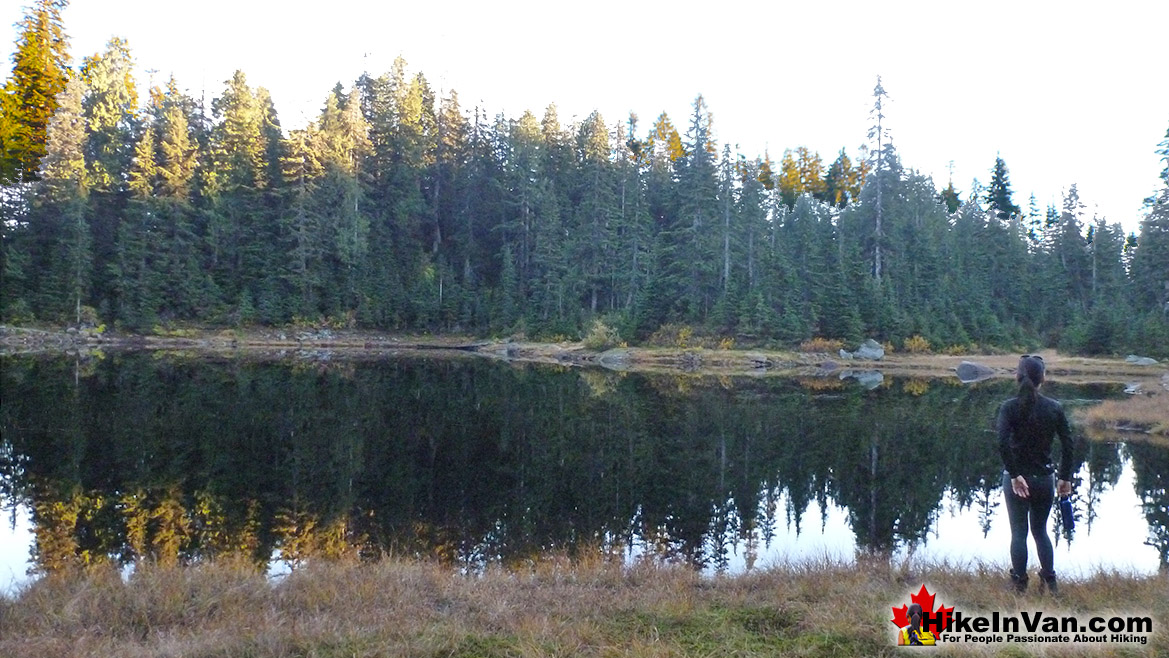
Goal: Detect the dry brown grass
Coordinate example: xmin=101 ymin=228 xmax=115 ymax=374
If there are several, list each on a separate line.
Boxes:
xmin=1075 ymin=390 xmax=1169 ymax=440
xmin=1 ymin=556 xmax=1164 ymax=658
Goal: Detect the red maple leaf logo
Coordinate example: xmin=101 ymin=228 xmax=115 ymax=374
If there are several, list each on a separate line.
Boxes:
xmin=891 ymin=585 xmax=954 ymax=636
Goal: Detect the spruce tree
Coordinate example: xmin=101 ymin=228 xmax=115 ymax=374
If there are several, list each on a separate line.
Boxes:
xmin=33 ymin=76 xmax=90 ymax=323
xmin=824 ymin=148 xmax=857 ymax=208
xmin=736 ymin=156 xmax=767 ymax=296
xmin=79 ymin=37 xmax=139 ymax=314
xmin=153 ymin=79 xmax=205 ymax=319
xmin=317 ymin=84 xmax=371 ymax=314
xmin=612 ymin=113 xmax=652 ymax=316
xmin=777 ymin=150 xmax=800 ymax=209
xmin=279 ymin=126 xmax=325 ymax=316
xmin=115 ymin=123 xmax=160 ymax=328
xmin=866 ymin=77 xmax=891 ymax=281
xmin=571 ymin=110 xmax=615 ymax=315
xmin=206 ymin=70 xmax=281 ymax=317
xmin=939 ymin=180 xmax=961 ymax=214
xmin=1130 ymin=124 xmax=1169 ymax=319
xmin=668 ymin=95 xmax=720 ymax=321
xmin=984 ymin=156 xmax=1021 ymax=222
xmin=1 ymin=0 xmax=71 ymax=184
xmin=795 ymin=147 xmax=826 ymax=202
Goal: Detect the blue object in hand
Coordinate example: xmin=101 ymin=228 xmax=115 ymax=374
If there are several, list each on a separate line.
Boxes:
xmin=1059 ymin=495 xmax=1075 ymax=531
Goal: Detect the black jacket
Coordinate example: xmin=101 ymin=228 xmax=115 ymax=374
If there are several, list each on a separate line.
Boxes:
xmin=996 ymin=394 xmax=1074 ymax=480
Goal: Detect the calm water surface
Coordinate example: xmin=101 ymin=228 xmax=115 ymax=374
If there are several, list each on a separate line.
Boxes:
xmin=1 ymin=351 xmax=1165 ymax=593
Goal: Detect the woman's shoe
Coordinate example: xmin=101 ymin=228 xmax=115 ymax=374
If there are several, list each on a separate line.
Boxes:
xmin=1040 ymin=571 xmax=1058 ymax=595
xmin=1009 ymin=568 xmax=1029 ymax=593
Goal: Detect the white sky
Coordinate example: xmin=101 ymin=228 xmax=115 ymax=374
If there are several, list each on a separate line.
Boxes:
xmin=4 ymin=0 xmax=1166 ymax=234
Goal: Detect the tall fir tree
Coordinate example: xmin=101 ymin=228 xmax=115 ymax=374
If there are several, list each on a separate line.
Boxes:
xmin=79 ymin=37 xmax=139 ymax=314
xmin=279 ymin=125 xmax=325 ymax=316
xmin=984 ymin=156 xmax=1021 ymax=222
xmin=866 ymin=77 xmax=890 ymax=280
xmin=1130 ymin=123 xmax=1169 ymax=323
xmin=206 ymin=70 xmax=282 ymax=318
xmin=151 ymin=78 xmax=206 ymax=319
xmin=939 ymin=179 xmax=961 ymax=214
xmin=571 ymin=110 xmax=615 ymax=315
xmin=668 ymin=95 xmax=720 ymax=321
xmin=1053 ymin=185 xmax=1092 ymax=316
xmin=824 ymin=148 xmax=857 ymax=208
xmin=795 ymin=147 xmax=826 ymax=202
xmin=317 ymin=84 xmax=372 ymax=314
xmin=33 ymin=75 xmax=90 ymax=323
xmin=114 ymin=120 xmax=161 ymax=328
xmin=1 ymin=0 xmax=71 ymax=184
xmin=776 ymin=149 xmax=800 ymax=209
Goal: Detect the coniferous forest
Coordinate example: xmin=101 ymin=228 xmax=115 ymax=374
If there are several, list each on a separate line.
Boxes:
xmin=2 ymin=2 xmax=1168 ymax=357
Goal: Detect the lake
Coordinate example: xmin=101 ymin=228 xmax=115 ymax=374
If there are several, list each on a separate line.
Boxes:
xmin=1 ymin=351 xmax=1165 ymax=593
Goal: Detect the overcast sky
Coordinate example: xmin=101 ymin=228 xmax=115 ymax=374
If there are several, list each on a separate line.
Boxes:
xmin=4 ymin=0 xmax=1166 ymax=233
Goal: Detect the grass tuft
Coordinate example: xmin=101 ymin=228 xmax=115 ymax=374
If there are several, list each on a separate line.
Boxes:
xmin=0 ymin=557 xmax=1165 ymax=657
xmin=1074 ymin=389 xmax=1169 ymax=440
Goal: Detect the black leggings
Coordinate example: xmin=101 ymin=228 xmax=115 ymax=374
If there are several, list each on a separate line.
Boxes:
xmin=1002 ymin=471 xmax=1055 ymax=578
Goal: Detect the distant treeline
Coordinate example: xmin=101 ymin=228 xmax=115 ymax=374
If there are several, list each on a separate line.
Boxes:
xmin=2 ymin=2 xmax=1167 ymax=356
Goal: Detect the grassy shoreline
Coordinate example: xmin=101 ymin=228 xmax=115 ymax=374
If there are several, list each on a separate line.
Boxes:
xmin=6 ymin=324 xmax=1168 ymax=441
xmin=1 ymin=557 xmax=1165 ymax=657
xmin=2 ymin=324 xmax=1165 ymax=379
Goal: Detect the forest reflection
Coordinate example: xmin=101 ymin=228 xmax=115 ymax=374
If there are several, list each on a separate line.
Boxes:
xmin=1 ymin=352 xmax=1165 ymax=575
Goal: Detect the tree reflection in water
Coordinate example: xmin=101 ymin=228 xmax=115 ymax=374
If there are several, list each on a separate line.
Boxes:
xmin=1 ymin=353 xmax=1163 ymax=575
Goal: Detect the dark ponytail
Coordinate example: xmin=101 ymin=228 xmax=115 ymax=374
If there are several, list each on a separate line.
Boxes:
xmin=1016 ymin=355 xmax=1045 ymax=417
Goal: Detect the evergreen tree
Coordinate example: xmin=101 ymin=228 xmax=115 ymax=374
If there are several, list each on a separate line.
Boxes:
xmin=939 ymin=180 xmax=961 ymax=214
xmin=866 ymin=77 xmax=891 ymax=280
xmin=1 ymin=0 xmax=71 ymax=184
xmin=356 ymin=60 xmax=426 ymax=327
xmin=496 ymin=242 xmax=519 ymax=330
xmin=757 ymin=152 xmax=776 ymax=190
xmin=795 ymin=146 xmax=826 ymax=202
xmin=33 ymin=76 xmax=90 ymax=323
xmin=115 ymin=122 xmax=161 ymax=328
xmin=1130 ymin=124 xmax=1169 ymax=320
xmin=776 ymin=149 xmax=800 ymax=209
xmin=502 ymin=109 xmax=544 ymax=300
xmin=316 ymin=84 xmax=371 ymax=314
xmin=279 ymin=126 xmax=325 ymax=315
xmin=984 ymin=156 xmax=1021 ymax=222
xmin=1053 ymin=185 xmax=1092 ymax=317
xmin=0 ymin=176 xmax=34 ymax=319
xmin=79 ymin=37 xmax=139 ymax=314
xmin=206 ymin=70 xmax=282 ymax=318
xmin=643 ymin=111 xmax=681 ymax=228
xmin=80 ymin=38 xmax=138 ymax=192
xmin=736 ymin=156 xmax=767 ymax=297
xmin=571 ymin=110 xmax=615 ymax=315
xmin=824 ymin=148 xmax=857 ymax=208
xmin=612 ymin=113 xmax=652 ymax=315
xmin=151 ymin=79 xmax=206 ymax=320
xmin=844 ymin=138 xmax=903 ymax=290
xmin=666 ymin=95 xmax=720 ymax=321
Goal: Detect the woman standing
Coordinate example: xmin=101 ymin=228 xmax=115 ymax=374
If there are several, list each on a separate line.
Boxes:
xmin=997 ymin=354 xmax=1074 ymax=593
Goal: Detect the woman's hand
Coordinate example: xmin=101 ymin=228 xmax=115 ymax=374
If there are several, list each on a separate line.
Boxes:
xmin=1011 ymin=475 xmax=1030 ymax=498
xmin=1057 ymin=479 xmax=1072 ymax=497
